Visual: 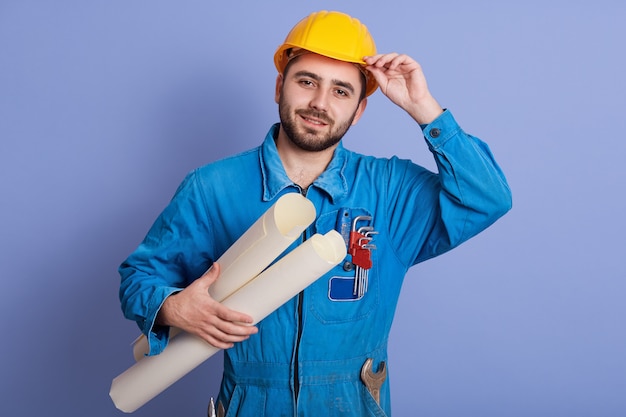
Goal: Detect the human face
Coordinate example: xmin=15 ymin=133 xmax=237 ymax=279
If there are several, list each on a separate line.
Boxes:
xmin=275 ymin=53 xmax=367 ymax=153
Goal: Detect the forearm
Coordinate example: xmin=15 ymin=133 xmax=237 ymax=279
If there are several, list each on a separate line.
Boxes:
xmin=404 ymin=92 xmax=444 ymax=125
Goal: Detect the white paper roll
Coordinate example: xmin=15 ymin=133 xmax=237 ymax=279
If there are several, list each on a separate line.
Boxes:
xmin=131 ymin=193 xmax=316 ymax=360
xmin=208 ymin=192 xmax=316 ymax=300
xmin=110 ymin=230 xmax=347 ymax=413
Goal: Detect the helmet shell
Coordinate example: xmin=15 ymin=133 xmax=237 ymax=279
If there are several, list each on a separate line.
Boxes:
xmin=274 ymin=11 xmax=378 ymax=96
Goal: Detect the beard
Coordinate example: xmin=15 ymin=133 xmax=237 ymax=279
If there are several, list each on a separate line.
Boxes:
xmin=278 ymin=96 xmax=358 ymax=152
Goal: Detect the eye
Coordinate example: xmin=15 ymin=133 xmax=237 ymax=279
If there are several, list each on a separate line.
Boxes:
xmin=298 ymin=79 xmax=315 ymax=88
xmin=335 ymin=88 xmax=348 ymax=97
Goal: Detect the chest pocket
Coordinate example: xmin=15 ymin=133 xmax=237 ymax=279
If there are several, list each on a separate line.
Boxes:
xmin=308 ymin=208 xmax=380 ymax=324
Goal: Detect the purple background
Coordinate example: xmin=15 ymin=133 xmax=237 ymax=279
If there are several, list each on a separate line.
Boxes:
xmin=1 ymin=1 xmax=625 ymax=416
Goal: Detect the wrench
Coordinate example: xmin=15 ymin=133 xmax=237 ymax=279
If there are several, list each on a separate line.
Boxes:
xmin=207 ymin=397 xmax=215 ymax=417
xmin=360 ymin=358 xmax=387 ymax=406
xmin=207 ymin=398 xmax=225 ymax=417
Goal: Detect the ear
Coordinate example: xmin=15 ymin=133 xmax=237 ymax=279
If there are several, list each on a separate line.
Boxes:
xmin=274 ymin=74 xmax=284 ymax=104
xmin=350 ymin=98 xmax=368 ymax=126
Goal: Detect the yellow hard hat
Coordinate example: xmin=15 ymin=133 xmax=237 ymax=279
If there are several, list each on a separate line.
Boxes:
xmin=274 ymin=10 xmax=378 ymax=97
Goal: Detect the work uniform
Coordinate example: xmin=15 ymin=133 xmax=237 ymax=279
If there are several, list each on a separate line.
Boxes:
xmin=119 ymin=110 xmax=512 ymax=416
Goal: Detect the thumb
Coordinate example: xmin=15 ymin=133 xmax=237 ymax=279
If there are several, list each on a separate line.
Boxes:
xmin=197 ymin=262 xmax=221 ymax=289
xmin=365 ymin=65 xmax=387 ymax=88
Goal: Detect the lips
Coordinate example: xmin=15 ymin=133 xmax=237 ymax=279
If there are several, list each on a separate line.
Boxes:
xmin=301 ymin=116 xmax=326 ymax=126
xmin=297 ymin=111 xmax=331 ymax=127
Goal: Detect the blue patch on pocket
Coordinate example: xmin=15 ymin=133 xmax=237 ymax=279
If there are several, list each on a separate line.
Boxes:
xmin=328 ymin=276 xmax=362 ymax=301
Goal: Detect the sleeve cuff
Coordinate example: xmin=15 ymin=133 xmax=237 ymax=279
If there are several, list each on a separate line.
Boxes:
xmin=420 ymin=109 xmax=462 ymax=150
xmin=143 ymin=287 xmax=182 ymax=356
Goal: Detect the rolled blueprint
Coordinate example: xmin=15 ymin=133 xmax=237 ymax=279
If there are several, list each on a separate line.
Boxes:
xmin=110 ymin=230 xmax=347 ymax=413
xmin=132 ymin=193 xmax=316 ymax=360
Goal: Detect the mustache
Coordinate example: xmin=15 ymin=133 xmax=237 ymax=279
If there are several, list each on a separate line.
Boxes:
xmin=296 ymin=109 xmax=333 ymax=125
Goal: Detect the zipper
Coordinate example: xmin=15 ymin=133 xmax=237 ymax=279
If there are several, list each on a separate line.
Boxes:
xmin=293 ymin=285 xmax=305 ymax=402
xmin=293 ymin=186 xmax=308 ymax=407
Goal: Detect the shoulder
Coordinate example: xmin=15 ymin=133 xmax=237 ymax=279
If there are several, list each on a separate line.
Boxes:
xmin=189 ymin=146 xmax=262 ymax=181
xmin=342 ymin=146 xmax=419 ymax=173
xmin=170 ymin=146 xmax=262 ymax=199
xmin=197 ymin=146 xmax=260 ymax=172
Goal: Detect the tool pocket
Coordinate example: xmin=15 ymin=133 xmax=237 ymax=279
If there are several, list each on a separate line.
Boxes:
xmin=308 ymin=208 xmax=380 ymax=324
xmin=222 ymin=385 xmax=266 ymax=417
xmin=326 ymin=380 xmax=388 ymax=417
xmin=360 ymin=383 xmax=388 ymax=417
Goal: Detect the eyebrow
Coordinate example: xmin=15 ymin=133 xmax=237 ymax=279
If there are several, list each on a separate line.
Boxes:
xmin=293 ymin=70 xmax=356 ymax=95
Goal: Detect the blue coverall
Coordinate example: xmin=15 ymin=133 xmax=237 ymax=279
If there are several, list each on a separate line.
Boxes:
xmin=119 ymin=110 xmax=512 ymax=416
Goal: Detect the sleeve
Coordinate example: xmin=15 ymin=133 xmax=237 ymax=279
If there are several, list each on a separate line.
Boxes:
xmin=387 ymin=109 xmax=512 ymax=267
xmin=118 ymin=169 xmax=214 ymax=355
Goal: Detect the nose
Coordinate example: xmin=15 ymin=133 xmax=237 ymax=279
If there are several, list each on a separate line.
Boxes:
xmin=309 ymin=88 xmax=329 ymax=112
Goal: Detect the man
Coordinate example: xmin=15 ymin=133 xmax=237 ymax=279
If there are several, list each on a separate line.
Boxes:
xmin=119 ymin=10 xmax=512 ymax=416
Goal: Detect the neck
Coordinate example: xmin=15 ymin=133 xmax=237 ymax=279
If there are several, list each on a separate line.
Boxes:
xmin=275 ymin=128 xmax=337 ymax=190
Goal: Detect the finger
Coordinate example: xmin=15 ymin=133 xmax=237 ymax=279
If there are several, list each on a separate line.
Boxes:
xmin=203 ymin=331 xmax=240 ymax=350
xmin=215 ymin=303 xmax=255 ymax=325
xmin=366 ymin=54 xmax=419 ymax=75
xmin=363 ymin=53 xmax=399 ymax=68
xmin=385 ymin=54 xmax=411 ymax=71
xmin=203 ymin=321 xmax=258 ymax=349
xmin=205 ymin=337 xmax=234 ymax=350
xmin=213 ymin=320 xmax=258 ymax=339
xmin=364 ymin=66 xmax=388 ymax=89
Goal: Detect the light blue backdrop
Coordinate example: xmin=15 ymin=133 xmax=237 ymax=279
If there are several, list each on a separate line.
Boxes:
xmin=1 ymin=1 xmax=624 ymax=416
